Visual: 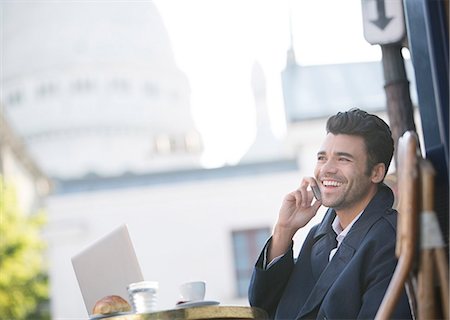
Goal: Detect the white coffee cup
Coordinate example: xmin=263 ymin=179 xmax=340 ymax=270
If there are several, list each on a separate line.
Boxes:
xmin=179 ymin=281 xmax=206 ymax=302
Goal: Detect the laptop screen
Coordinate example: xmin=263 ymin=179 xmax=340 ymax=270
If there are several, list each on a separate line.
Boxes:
xmin=71 ymin=224 xmax=144 ymax=315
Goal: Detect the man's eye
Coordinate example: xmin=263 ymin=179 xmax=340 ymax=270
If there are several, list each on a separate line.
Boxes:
xmin=339 ymin=158 xmax=351 ymax=162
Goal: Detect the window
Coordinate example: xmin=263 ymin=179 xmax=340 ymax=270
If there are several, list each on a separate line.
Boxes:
xmin=155 ymin=134 xmax=171 ymax=154
xmin=71 ymin=79 xmax=94 ymax=93
xmin=7 ymin=91 xmax=23 ymax=106
xmin=231 ymin=227 xmax=271 ymax=297
xmin=185 ymin=131 xmax=202 ymax=153
xmin=144 ymin=82 xmax=159 ymax=97
xmin=110 ymin=78 xmax=129 ymax=92
xmin=36 ymin=82 xmax=57 ymax=97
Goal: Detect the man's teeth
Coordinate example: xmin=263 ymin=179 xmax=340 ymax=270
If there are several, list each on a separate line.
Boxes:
xmin=322 ymin=181 xmax=342 ymax=187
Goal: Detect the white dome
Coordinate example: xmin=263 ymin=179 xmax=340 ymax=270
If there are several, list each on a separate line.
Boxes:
xmin=1 ymin=1 xmax=203 ymax=179
xmin=2 ymin=1 xmax=174 ymax=77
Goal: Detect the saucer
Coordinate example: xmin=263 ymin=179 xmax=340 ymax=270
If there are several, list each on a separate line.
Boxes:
xmin=175 ymin=300 xmax=220 ymax=309
xmin=90 ymin=311 xmax=133 ymax=319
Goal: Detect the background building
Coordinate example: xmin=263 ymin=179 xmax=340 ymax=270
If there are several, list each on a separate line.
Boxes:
xmin=2 ymin=1 xmax=202 ymax=179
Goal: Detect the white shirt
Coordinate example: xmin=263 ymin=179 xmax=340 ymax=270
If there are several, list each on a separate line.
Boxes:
xmin=328 ymin=210 xmax=364 ymax=261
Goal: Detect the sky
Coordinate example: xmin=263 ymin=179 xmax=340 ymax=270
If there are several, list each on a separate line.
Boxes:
xmin=152 ymin=0 xmax=383 ymax=167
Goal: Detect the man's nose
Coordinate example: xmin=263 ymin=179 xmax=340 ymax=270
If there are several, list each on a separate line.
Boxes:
xmin=320 ymin=159 xmax=338 ymax=174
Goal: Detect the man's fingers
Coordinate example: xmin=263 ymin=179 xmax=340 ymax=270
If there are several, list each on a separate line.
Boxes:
xmin=299 ymin=177 xmax=321 ymax=206
xmin=292 ymin=190 xmax=302 ymax=208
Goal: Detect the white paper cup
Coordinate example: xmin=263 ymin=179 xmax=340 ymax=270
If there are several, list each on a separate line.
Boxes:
xmin=179 ymin=281 xmax=206 ymax=302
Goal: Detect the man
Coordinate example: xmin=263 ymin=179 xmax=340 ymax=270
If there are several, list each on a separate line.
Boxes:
xmin=248 ymin=109 xmax=412 ymax=319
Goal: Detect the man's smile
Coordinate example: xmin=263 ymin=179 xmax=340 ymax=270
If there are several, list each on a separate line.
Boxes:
xmin=321 ymin=180 xmax=343 ymax=188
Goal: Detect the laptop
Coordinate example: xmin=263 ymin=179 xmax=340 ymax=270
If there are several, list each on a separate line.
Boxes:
xmin=72 ymin=224 xmax=144 ymax=316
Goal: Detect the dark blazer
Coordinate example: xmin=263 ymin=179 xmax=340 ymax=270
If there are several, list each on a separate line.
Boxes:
xmin=248 ymin=184 xmax=412 ymax=319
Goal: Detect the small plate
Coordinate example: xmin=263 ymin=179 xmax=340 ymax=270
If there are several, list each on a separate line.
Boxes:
xmin=175 ymin=300 xmax=220 ymax=309
xmin=90 ymin=311 xmax=132 ymax=319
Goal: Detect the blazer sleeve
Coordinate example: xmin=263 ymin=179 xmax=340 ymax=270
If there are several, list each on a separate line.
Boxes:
xmin=248 ymin=237 xmax=295 ymax=318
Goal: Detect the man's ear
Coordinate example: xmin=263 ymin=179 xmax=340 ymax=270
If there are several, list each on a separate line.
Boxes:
xmin=371 ymin=163 xmax=386 ymax=183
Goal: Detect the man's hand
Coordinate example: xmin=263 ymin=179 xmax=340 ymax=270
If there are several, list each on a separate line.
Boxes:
xmin=268 ymin=177 xmax=322 ymax=261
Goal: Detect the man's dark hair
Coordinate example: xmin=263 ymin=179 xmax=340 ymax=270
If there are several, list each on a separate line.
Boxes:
xmin=326 ymin=108 xmax=394 ymax=177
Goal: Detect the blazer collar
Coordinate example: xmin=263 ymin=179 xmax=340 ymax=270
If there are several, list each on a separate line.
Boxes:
xmin=313 ymin=183 xmax=394 ymax=240
xmin=341 ymin=183 xmax=395 ymax=250
xmin=314 ymin=208 xmax=336 ymax=239
xmin=298 ymin=183 xmax=394 ymax=319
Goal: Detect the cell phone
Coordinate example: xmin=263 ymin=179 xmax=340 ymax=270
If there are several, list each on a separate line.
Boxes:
xmin=311 ymin=185 xmax=322 ymax=201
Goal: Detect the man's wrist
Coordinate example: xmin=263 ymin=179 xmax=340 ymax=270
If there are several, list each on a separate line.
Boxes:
xmin=273 ymin=224 xmax=296 ymax=244
xmin=269 ymin=226 xmax=295 ymax=261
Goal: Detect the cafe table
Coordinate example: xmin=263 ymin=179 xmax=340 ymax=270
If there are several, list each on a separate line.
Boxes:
xmin=98 ymin=305 xmax=269 ymax=320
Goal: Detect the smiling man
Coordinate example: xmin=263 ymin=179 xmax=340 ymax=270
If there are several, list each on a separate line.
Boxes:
xmin=248 ymin=109 xmax=412 ymax=319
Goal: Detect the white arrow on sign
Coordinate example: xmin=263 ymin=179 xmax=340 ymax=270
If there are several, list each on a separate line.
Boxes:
xmin=361 ymin=0 xmax=405 ymax=45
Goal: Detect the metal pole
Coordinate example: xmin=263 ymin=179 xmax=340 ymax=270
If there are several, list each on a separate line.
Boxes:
xmin=381 ymin=44 xmax=416 ymax=164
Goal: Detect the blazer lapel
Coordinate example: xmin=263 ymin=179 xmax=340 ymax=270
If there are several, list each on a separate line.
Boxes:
xmin=297 ymin=242 xmax=355 ymax=318
xmin=309 ymin=209 xmax=337 ymax=279
xmin=310 ymin=232 xmax=337 ymax=280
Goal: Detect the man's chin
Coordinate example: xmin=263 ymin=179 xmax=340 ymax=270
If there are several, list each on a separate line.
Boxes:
xmin=321 ymin=198 xmax=342 ymax=209
xmin=321 ymin=199 xmax=332 ymax=207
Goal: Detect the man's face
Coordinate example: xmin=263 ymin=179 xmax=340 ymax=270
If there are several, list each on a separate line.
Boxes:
xmin=314 ymin=133 xmax=378 ymax=213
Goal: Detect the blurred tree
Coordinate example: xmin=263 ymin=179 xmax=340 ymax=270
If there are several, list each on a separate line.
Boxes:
xmin=0 ymin=178 xmax=50 ymax=320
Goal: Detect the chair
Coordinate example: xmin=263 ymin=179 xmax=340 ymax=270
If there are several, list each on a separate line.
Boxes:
xmin=375 ymin=131 xmax=449 ymax=320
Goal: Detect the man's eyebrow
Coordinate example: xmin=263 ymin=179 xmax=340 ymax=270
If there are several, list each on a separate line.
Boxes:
xmin=336 ymin=152 xmax=355 ymax=159
xmin=316 ymin=151 xmax=355 ymax=159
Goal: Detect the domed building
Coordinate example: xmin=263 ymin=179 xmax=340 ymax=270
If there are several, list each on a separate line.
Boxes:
xmin=1 ymin=1 xmax=202 ymax=179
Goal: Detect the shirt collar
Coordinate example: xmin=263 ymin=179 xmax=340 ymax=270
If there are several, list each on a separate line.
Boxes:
xmin=332 ymin=210 xmax=364 ymax=245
